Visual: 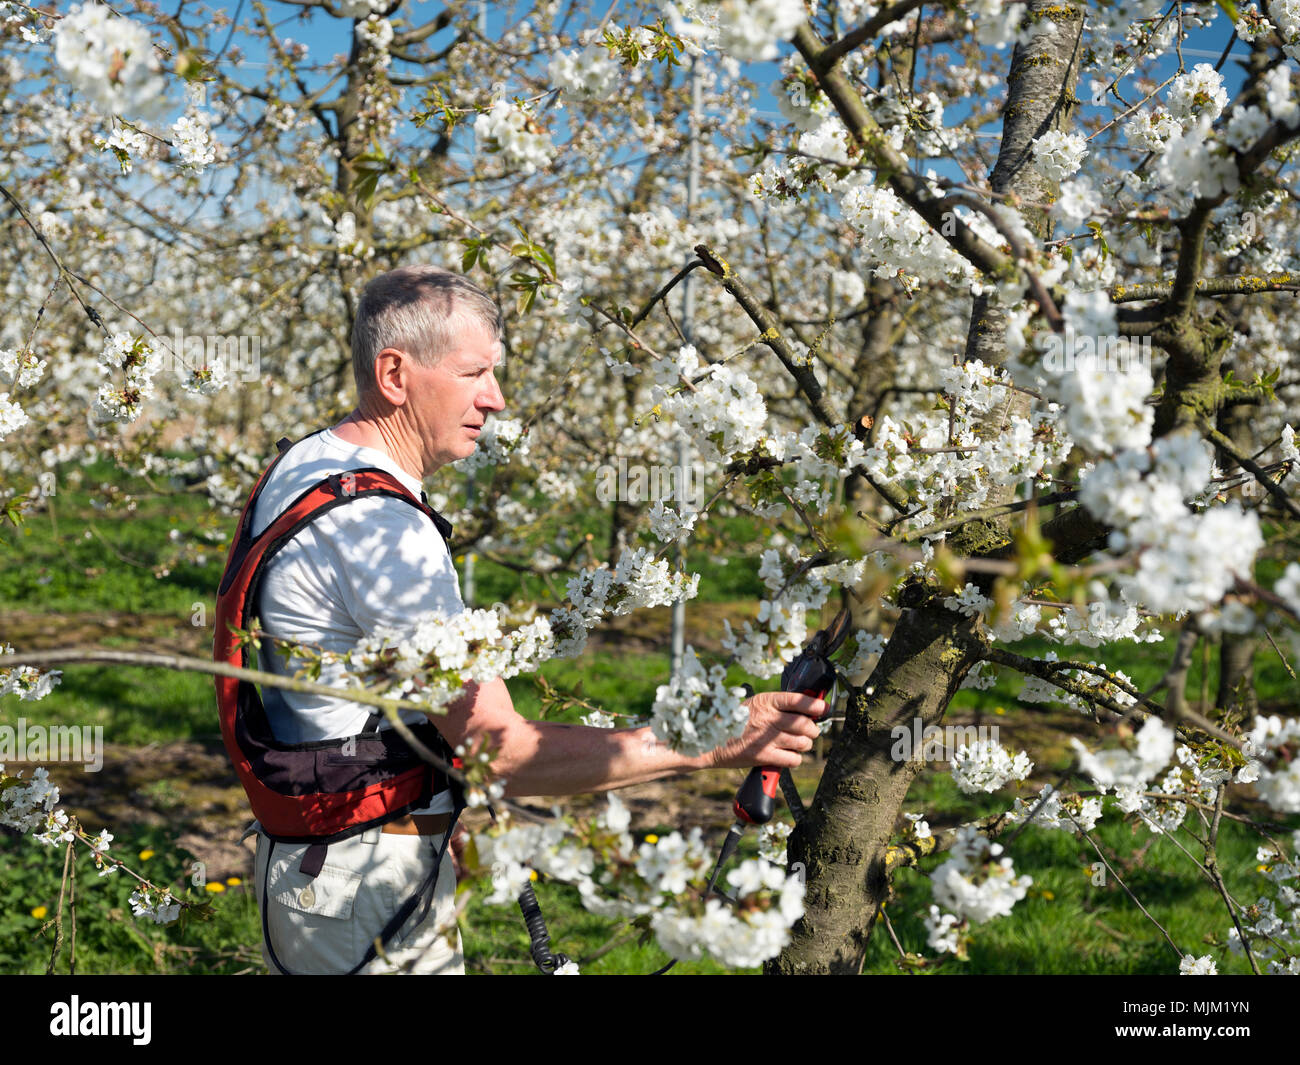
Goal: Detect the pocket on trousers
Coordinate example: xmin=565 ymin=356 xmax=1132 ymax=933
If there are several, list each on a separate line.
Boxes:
xmin=262 ymin=849 xmax=367 ymax=973
xmin=268 ymin=861 xmax=363 ymax=920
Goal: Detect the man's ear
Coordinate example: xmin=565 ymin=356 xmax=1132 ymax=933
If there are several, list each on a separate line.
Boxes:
xmin=372 ymin=347 xmax=410 ymax=406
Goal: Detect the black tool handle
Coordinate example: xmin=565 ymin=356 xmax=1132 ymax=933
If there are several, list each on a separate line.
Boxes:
xmin=733 ymin=643 xmax=835 ymax=825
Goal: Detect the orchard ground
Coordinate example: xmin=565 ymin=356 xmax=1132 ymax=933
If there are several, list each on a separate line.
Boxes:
xmin=2 ymin=456 xmax=1296 ymax=975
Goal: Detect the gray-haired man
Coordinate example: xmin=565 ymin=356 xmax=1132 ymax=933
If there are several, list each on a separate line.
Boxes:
xmin=246 ymin=265 xmax=824 ymax=974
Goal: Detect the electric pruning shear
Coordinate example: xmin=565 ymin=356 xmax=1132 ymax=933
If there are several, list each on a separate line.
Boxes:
xmin=498 ymin=602 xmax=852 ymax=975
xmin=702 ymin=603 xmax=852 ymax=900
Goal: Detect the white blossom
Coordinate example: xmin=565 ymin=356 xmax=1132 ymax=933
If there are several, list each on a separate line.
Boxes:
xmin=54 ymin=3 xmax=165 ymax=118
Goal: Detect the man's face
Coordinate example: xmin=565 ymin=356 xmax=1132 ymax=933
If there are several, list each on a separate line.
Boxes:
xmin=406 ymin=322 xmax=506 ymax=475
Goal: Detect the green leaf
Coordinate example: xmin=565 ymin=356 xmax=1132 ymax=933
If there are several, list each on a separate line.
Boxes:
xmin=460 ymin=238 xmax=482 ymax=273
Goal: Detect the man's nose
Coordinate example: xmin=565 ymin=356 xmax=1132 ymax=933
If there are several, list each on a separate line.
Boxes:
xmin=479 ymin=370 xmax=505 ymax=411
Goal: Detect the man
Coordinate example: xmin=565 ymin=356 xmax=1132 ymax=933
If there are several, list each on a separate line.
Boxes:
xmin=245 ymin=265 xmax=824 ymax=974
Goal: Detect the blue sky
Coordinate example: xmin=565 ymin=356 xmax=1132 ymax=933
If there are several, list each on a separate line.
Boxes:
xmin=211 ymin=2 xmax=1248 ymax=171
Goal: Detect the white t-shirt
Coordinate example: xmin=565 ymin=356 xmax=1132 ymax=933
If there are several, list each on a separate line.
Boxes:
xmin=250 ymin=428 xmax=461 ymax=814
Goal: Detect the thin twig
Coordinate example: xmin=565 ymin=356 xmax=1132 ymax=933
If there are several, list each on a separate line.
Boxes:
xmin=1065 ymin=810 xmax=1183 ymax=961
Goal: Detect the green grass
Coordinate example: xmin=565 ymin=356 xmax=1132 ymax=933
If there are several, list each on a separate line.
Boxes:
xmin=0 ymin=825 xmax=263 ymax=976
xmin=857 ymin=771 xmax=1289 ymax=975
xmin=1 ymin=460 xmax=229 ymax=617
xmin=21 ymin=661 xmax=221 ymax=746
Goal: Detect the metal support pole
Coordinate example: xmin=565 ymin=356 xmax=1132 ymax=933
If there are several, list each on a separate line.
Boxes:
xmin=671 ymin=57 xmax=702 ymax=681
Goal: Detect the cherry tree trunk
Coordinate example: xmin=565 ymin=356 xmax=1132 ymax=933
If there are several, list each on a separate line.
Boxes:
xmin=768 ymin=2 xmax=1085 ymax=975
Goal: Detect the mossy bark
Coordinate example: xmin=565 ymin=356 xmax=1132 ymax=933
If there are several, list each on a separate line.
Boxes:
xmin=766 ymin=598 xmax=984 ymax=974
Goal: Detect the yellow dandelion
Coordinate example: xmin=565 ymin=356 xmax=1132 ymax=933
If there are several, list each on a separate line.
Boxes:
xmin=644 ymin=834 xmax=659 ymax=844
xmin=528 ymin=870 xmax=538 ymax=882
xmin=226 ymin=876 xmax=242 ymax=886
xmin=1041 ymin=890 xmax=1055 ymax=901
xmin=31 ymin=905 xmax=48 ymax=920
xmin=138 ymin=849 xmax=155 ymax=861
xmin=993 ymin=707 xmax=1007 ymax=716
xmin=205 ymin=881 xmax=225 ymax=893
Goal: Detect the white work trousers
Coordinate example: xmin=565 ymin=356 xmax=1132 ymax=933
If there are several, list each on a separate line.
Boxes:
xmin=251 ymin=824 xmax=464 ymax=975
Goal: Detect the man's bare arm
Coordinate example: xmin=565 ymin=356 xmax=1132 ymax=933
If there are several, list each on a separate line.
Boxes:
xmin=435 ymin=677 xmax=825 ymax=798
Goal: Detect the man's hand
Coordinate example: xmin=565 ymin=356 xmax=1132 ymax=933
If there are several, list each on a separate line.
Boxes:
xmin=707 ymin=690 xmax=826 ymax=771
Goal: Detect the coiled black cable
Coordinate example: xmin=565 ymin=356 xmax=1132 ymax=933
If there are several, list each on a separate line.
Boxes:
xmin=517 ymin=882 xmax=571 ymax=974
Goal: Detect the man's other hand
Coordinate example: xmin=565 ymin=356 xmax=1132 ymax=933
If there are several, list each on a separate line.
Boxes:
xmin=707 ymin=690 xmax=826 ymax=770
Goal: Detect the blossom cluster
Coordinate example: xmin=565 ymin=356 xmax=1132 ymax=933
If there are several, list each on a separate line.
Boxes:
xmin=840 ymin=182 xmax=976 ymax=295
xmin=950 ymin=739 xmax=1033 ymax=795
xmin=1079 ymin=433 xmax=1263 ymax=616
xmin=929 ymin=825 xmax=1033 ymax=929
xmin=1040 ymin=289 xmax=1153 ymax=456
xmin=474 ymin=795 xmax=805 ymax=968
xmin=0 ymin=348 xmax=48 ymax=390
xmin=475 ymin=99 xmax=554 ymax=175
xmin=348 ymin=607 xmax=556 ymax=710
xmin=722 ymin=596 xmax=809 ymax=678
xmin=944 ymin=583 xmax=994 ymax=618
xmin=1015 ymin=652 xmax=1140 ymax=716
xmin=1167 ymin=64 xmax=1229 ymax=124
xmin=1071 ymin=716 xmax=1175 ymax=793
xmin=130 ymin=887 xmax=181 ymax=924
xmin=647 ymin=500 xmax=700 ymax=545
xmin=0 ymin=394 xmax=29 ymax=439
xmin=1226 ymin=833 xmax=1300 ymax=972
xmin=664 ymin=0 xmax=805 ymax=62
xmin=95 ymin=331 xmax=161 ymax=423
xmin=1031 ymin=130 xmax=1088 ymax=182
xmin=549 ymin=34 xmax=620 ymax=97
xmin=347 ymin=544 xmax=700 ymax=733
xmin=0 ymin=765 xmax=64 ymax=836
xmin=172 ymin=113 xmax=217 ymax=172
xmin=758 ymin=821 xmax=793 ymax=865
xmin=1245 ymin=714 xmax=1300 ymax=812
xmin=1007 ymin=785 xmax=1104 ymax=835
xmin=718 ymin=548 xmax=846 ymax=678
xmin=1001 ymin=721 xmax=1300 ymax=973
xmin=563 ymin=545 xmax=700 ymax=634
xmin=457 ymin=417 xmax=529 ymax=475
xmin=1 ymin=645 xmax=62 ymax=701
xmin=0 ymin=345 xmax=41 ymax=436
xmin=651 ymin=345 xmax=768 ymax=464
xmin=857 ymin=360 xmax=1070 ymax=529
xmin=648 ymin=645 xmax=749 ymax=757
xmin=1270 ymin=0 xmax=1300 ymax=60
xmin=355 ymin=15 xmax=395 ymax=67
xmin=842 ymin=630 xmax=887 ymax=682
xmin=969 ymin=0 xmax=1027 ymax=49
xmin=54 ymin=3 xmax=165 ymax=118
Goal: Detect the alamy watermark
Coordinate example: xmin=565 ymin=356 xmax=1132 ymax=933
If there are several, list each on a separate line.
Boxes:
xmin=155 ymin=326 xmax=262 ymax=383
xmin=594 ymin=458 xmax=706 ymax=510
xmin=890 ymin=717 xmax=1000 ymax=763
xmin=1041 ymin=327 xmax=1152 ymax=374
xmin=50 ymin=997 xmax=151 ymax=1045
xmin=0 ymin=718 xmax=103 ymax=772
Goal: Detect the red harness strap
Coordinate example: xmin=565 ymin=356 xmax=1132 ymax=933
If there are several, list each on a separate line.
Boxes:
xmin=213 ymin=441 xmax=459 ymax=844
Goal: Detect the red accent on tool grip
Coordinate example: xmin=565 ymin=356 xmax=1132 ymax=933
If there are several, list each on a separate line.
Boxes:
xmin=734 ymin=767 xmax=780 ymax=825
xmin=734 ymin=685 xmax=829 ymax=825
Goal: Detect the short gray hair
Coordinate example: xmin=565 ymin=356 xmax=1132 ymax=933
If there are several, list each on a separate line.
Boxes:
xmin=350 ymin=266 xmax=502 ymax=398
